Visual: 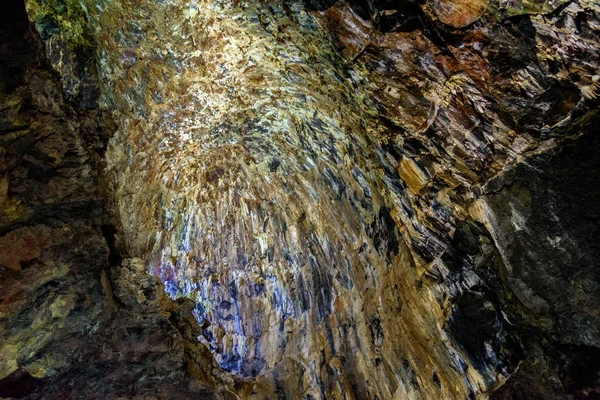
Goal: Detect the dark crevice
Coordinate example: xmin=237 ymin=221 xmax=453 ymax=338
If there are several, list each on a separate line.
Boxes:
xmin=0 ymin=370 xmax=45 ymax=399
xmin=101 ymin=224 xmax=123 ymax=267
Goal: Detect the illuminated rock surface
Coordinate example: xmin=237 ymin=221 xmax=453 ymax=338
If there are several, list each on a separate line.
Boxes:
xmin=1 ymin=0 xmax=599 ymax=398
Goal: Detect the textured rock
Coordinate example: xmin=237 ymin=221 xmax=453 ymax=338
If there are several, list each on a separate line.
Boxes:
xmin=0 ymin=2 xmax=234 ymax=398
xmin=316 ymin=0 xmax=600 ymax=397
xmin=428 ymin=0 xmax=490 ymax=28
xmin=4 ymin=0 xmax=600 ymax=398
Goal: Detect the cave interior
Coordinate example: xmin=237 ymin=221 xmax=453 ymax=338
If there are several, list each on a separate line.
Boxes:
xmin=0 ymin=0 xmax=599 ymax=398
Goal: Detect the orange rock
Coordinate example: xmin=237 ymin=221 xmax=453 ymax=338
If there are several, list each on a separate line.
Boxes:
xmin=398 ymin=158 xmax=429 ymax=195
xmin=431 ymin=0 xmax=490 ymax=28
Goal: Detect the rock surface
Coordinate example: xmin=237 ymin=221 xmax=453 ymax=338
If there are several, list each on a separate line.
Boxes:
xmin=0 ymin=2 xmax=234 ymax=398
xmin=1 ymin=0 xmax=599 ymax=398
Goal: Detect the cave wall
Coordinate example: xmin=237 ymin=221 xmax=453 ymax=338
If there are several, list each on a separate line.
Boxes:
xmin=315 ymin=0 xmax=600 ymax=397
xmin=8 ymin=0 xmax=600 ymax=398
xmin=0 ymin=1 xmax=235 ymax=398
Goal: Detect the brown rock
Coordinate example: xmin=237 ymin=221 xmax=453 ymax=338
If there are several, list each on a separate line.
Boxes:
xmin=0 ymin=227 xmax=49 ymax=271
xmin=430 ymin=0 xmax=490 ymax=28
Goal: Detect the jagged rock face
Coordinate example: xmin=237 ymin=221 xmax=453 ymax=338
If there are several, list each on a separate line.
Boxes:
xmin=0 ymin=2 xmax=234 ymax=398
xmin=88 ymin=1 xmax=453 ymax=397
xmin=13 ymin=0 xmax=600 ymax=398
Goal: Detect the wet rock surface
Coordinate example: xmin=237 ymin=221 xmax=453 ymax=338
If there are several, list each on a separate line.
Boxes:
xmin=1 ymin=0 xmax=599 ymax=398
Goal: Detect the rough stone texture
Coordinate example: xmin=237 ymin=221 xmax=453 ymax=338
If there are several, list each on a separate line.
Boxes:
xmin=73 ymin=0 xmax=488 ymax=397
xmin=315 ymin=0 xmax=600 ymax=397
xmin=0 ymin=2 xmax=235 ymax=398
xmin=3 ymin=0 xmax=599 ymax=398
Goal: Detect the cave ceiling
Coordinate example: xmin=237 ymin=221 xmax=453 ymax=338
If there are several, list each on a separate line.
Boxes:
xmin=0 ymin=0 xmax=599 ymax=398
